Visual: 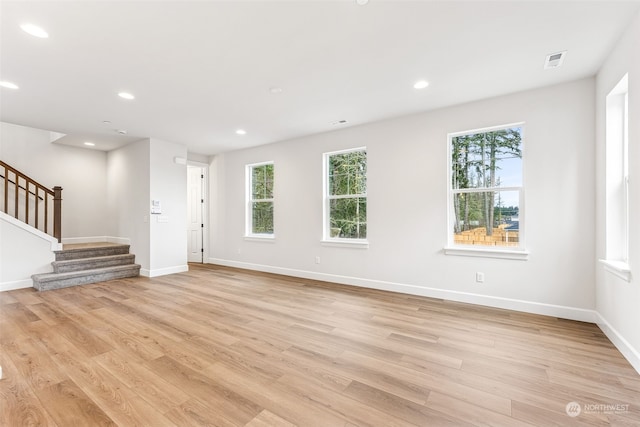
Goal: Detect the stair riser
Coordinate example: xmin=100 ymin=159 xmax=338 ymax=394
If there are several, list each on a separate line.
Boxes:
xmin=55 ymin=246 xmax=130 ymax=261
xmin=53 ymin=255 xmax=136 ymax=273
xmin=33 ymin=267 xmax=140 ymax=292
xmin=33 ymin=244 xmax=140 ymax=291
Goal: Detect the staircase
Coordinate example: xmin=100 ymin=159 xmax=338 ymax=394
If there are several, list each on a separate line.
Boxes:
xmin=1 ymin=160 xmax=62 ymax=242
xmin=32 ymin=243 xmax=141 ymax=291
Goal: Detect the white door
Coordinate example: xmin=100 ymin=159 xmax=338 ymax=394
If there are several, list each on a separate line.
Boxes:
xmin=187 ymin=166 xmax=205 ymax=263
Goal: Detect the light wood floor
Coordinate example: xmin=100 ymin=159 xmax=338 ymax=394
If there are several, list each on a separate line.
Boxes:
xmin=1 ymin=264 xmax=639 ymax=426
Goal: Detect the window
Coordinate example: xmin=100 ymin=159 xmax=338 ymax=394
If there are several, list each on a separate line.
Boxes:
xmin=602 ymin=74 xmax=629 ymax=280
xmin=323 ymin=148 xmax=367 ymax=241
xmin=448 ymin=124 xmax=524 ymax=253
xmin=246 ymin=162 xmax=274 ymax=237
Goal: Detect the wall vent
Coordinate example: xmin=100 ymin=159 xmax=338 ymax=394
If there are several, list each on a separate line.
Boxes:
xmin=544 ymin=51 xmax=567 ymax=69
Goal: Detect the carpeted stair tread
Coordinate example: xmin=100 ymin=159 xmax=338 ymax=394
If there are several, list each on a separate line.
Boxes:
xmin=54 ymin=244 xmax=131 ymax=261
xmin=33 ymin=243 xmax=140 ymax=291
xmin=32 ymin=264 xmax=141 ymax=291
xmin=52 ymin=254 xmax=136 ymax=273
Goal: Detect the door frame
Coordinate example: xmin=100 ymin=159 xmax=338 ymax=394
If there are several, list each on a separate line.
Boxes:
xmin=187 ymin=161 xmax=209 ymax=264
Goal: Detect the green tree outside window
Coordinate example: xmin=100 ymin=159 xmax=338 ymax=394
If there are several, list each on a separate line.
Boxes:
xmin=249 ymin=163 xmax=274 ymax=235
xmin=327 ymin=149 xmax=367 ymax=239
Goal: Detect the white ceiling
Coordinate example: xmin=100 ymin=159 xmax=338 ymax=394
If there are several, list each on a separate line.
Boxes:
xmin=1 ymin=1 xmax=639 ymax=155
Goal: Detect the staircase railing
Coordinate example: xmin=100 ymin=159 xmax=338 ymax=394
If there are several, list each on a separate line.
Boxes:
xmin=0 ymin=160 xmax=62 ymax=242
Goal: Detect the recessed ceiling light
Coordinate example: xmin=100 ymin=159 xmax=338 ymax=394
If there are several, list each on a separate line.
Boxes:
xmin=236 ymin=129 xmax=247 ymax=135
xmin=356 ymin=0 xmax=369 ymax=5
xmin=0 ymin=81 xmax=19 ymax=90
xmin=269 ymin=87 xmax=283 ymax=94
xmin=413 ymin=80 xmax=429 ymax=90
xmin=84 ymin=142 xmax=95 ymax=147
xmin=118 ymin=92 xmax=135 ymax=100
xmin=102 ymin=120 xmax=112 ymax=125
xmin=20 ymin=23 xmax=49 ymax=38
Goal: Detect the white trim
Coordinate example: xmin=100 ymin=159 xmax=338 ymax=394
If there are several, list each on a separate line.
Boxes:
xmin=0 ymin=211 xmax=61 ymax=251
xmin=61 ymin=236 xmax=104 ymax=244
xmin=323 ymin=147 xmax=368 ymax=241
xmin=452 ymin=186 xmax=522 ymax=194
xmin=207 ymin=258 xmax=595 ymax=323
xmin=187 ymin=164 xmax=209 ymax=263
xmin=449 ymin=121 xmax=527 ymax=139
xmin=599 ymin=259 xmax=631 ymax=282
xmin=246 ymin=161 xmax=275 ymax=237
xmin=447 ymin=123 xmax=526 ymax=251
xmin=596 ymin=312 xmax=640 ymax=375
xmin=186 ymin=160 xmax=209 ymax=168
xmin=61 ymin=236 xmax=131 ymax=245
xmin=444 ymin=246 xmax=529 ymax=260
xmin=106 ymin=236 xmax=132 ymax=245
xmin=0 ymin=279 xmax=32 ymax=292
xmin=244 ymin=236 xmax=276 ymax=242
xmin=321 ymin=239 xmax=369 ymax=249
xmin=140 ymin=264 xmax=188 ymax=278
xmin=605 ymin=75 xmax=629 ymax=266
xmin=324 ymin=146 xmax=368 ymax=157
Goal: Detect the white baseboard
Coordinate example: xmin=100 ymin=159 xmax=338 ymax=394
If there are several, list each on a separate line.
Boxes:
xmin=61 ymin=236 xmax=107 ymax=244
xmin=208 ymin=258 xmax=597 ymax=323
xmin=61 ymin=236 xmax=131 ymax=245
xmin=0 ymin=279 xmax=32 ymax=292
xmin=595 ymin=313 xmax=640 ymax=375
xmin=106 ymin=236 xmax=131 ymax=245
xmin=140 ymin=264 xmax=189 ymax=278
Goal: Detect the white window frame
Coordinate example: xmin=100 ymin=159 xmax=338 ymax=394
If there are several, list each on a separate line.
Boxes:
xmin=245 ymin=161 xmax=275 ymax=239
xmin=445 ymin=123 xmax=529 ymax=260
xmin=600 ymin=74 xmax=630 ymax=281
xmin=322 ymin=147 xmax=368 ymax=247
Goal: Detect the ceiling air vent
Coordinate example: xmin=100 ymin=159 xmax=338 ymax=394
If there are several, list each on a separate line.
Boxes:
xmin=544 ymin=51 xmax=567 ymax=69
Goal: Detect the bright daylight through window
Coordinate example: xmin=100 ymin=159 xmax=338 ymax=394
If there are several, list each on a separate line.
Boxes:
xmin=449 ymin=124 xmax=524 ymax=250
xmin=324 ymin=148 xmax=367 ymax=241
xmin=246 ymin=162 xmax=274 ymax=237
xmin=602 ymin=74 xmax=629 ymax=280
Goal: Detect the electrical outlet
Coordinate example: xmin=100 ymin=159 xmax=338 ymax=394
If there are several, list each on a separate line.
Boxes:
xmin=315 ymin=256 xmax=321 ymax=264
xmin=476 ymin=272 xmax=485 ymax=283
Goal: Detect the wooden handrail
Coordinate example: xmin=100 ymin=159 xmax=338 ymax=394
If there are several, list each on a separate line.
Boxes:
xmin=0 ymin=160 xmax=63 ymax=242
xmin=0 ymin=173 xmax=45 ymax=200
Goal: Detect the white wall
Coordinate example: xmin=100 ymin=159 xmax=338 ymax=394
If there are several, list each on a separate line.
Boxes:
xmin=0 ymin=122 xmax=109 ymax=239
xmin=149 ymin=138 xmax=188 ymax=275
xmin=107 ymin=139 xmax=151 ymax=271
xmin=188 ymin=152 xmax=210 ymax=164
xmin=595 ymin=11 xmax=640 ymax=372
xmin=209 ymin=78 xmax=596 ymax=321
xmin=107 ymin=138 xmax=188 ymax=277
xmin=0 ymin=127 xmax=188 ymax=287
xmin=0 ymin=212 xmax=58 ymax=291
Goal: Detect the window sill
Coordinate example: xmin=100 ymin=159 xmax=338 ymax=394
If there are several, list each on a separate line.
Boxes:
xmin=599 ymin=259 xmax=631 ymax=282
xmin=444 ymin=246 xmax=529 ymax=261
xmin=244 ymin=235 xmax=275 ymax=242
xmin=321 ymin=239 xmax=369 ymax=249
